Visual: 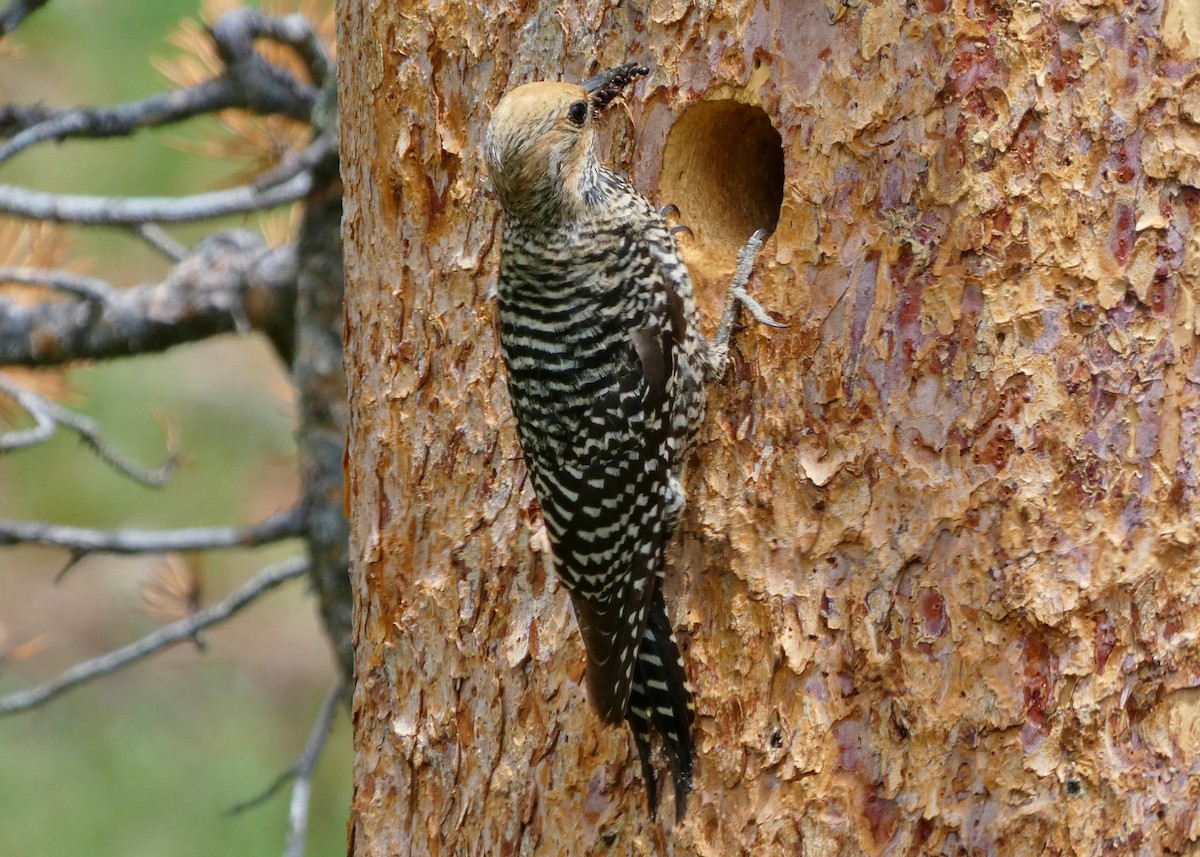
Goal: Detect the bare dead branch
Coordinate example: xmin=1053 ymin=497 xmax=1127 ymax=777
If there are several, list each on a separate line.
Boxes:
xmin=52 ymin=551 xmax=85 ymax=583
xmin=0 ymin=506 xmax=304 ymax=555
xmin=0 ymin=105 xmax=330 ymax=223
xmin=0 ymin=371 xmax=178 ymax=485
xmin=0 ymin=170 xmax=312 ymax=225
xmin=0 ymin=0 xmax=50 ymax=37
xmin=66 ymin=409 xmax=177 ymax=487
xmin=229 ymin=676 xmax=345 ymax=822
xmin=130 ymin=223 xmax=188 ymax=262
xmin=0 ymin=265 xmax=118 ymax=302
xmin=0 ymin=103 xmax=52 ymax=138
xmin=0 ymin=69 xmax=315 ymax=165
xmin=0 ymin=375 xmax=54 ymax=451
xmin=228 ymin=765 xmax=296 ymax=814
xmin=0 ymin=555 xmax=309 ymax=716
xmin=0 ymin=231 xmax=297 ymax=366
xmin=0 ymin=79 xmax=245 ymax=166
xmin=0 ymin=8 xmax=328 ymax=166
xmin=283 ymin=676 xmax=344 ymax=857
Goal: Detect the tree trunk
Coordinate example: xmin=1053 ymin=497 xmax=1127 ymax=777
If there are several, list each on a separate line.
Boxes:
xmin=338 ymin=0 xmax=1200 ymax=853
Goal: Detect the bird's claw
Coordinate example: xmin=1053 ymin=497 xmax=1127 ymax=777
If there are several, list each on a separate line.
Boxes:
xmin=735 ymin=228 xmax=771 ymax=268
xmin=732 ymin=285 xmax=788 ymax=328
xmin=709 ymin=227 xmax=787 ymax=369
xmin=660 ymin=203 xmax=693 ymax=242
xmin=731 ymin=228 xmax=786 ymax=328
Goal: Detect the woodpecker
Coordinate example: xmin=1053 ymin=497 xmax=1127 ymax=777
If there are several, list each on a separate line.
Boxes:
xmin=484 ymin=63 xmax=782 ymax=820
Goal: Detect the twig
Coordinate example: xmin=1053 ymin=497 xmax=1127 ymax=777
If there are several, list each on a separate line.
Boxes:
xmin=0 ymin=376 xmax=54 ymax=451
xmin=0 ymin=371 xmax=178 ymax=485
xmin=229 ymin=677 xmax=345 ymax=821
xmin=0 ymin=171 xmax=312 ymax=225
xmin=283 ymin=676 xmax=344 ymax=857
xmin=66 ymin=407 xmax=178 ymax=487
xmin=0 ymin=79 xmax=245 ymax=167
xmin=0 ymin=555 xmax=310 ymax=715
xmin=0 ymin=265 xmax=118 ymax=303
xmin=0 ymin=0 xmax=50 ymax=37
xmin=252 ymin=128 xmax=337 ymax=192
xmin=0 ymin=506 xmax=304 ymax=554
xmin=130 ymin=224 xmax=188 ymax=262
xmin=52 ymin=551 xmax=86 ymax=582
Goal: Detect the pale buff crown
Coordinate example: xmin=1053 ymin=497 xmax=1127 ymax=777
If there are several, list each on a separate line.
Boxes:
xmin=485 ymin=81 xmax=599 ymax=225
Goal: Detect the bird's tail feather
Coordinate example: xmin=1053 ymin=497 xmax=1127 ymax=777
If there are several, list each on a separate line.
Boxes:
xmin=625 ymin=592 xmax=695 ymax=821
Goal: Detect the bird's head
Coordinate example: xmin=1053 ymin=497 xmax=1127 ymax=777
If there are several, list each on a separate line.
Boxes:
xmin=485 ymin=64 xmax=648 ymax=226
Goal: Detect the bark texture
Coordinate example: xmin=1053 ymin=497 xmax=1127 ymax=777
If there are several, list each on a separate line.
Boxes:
xmin=339 ymin=0 xmax=1200 ymax=854
xmin=295 ymin=147 xmax=355 ymax=680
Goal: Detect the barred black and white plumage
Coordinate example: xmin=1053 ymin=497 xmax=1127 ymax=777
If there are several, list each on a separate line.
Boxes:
xmin=484 ymin=63 xmax=781 ymax=820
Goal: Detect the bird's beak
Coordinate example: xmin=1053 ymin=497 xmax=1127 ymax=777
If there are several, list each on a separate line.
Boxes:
xmin=582 ymin=63 xmax=649 ymax=112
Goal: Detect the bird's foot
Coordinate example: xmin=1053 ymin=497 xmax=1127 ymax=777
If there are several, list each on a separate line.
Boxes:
xmin=708 ymin=228 xmax=786 ymax=378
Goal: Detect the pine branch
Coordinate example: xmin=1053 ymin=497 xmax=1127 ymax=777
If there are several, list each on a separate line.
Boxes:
xmin=0 ymin=507 xmax=304 ymax=556
xmin=0 ymin=8 xmax=329 ymax=164
xmin=0 ymin=231 xmax=297 ymax=366
xmin=229 ymin=675 xmax=346 ymax=857
xmin=0 ymin=171 xmax=312 ymax=225
xmin=0 ymin=375 xmax=53 ymax=451
xmin=0 ymin=370 xmax=179 ymax=485
xmin=0 ymin=555 xmax=309 ymax=715
xmin=0 ymin=79 xmax=249 ymax=166
xmin=129 ymin=223 xmax=188 ymax=262
xmin=283 ymin=676 xmax=344 ymax=857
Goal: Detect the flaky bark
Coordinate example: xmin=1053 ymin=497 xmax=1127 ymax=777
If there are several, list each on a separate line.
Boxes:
xmin=340 ymin=0 xmax=1200 ymax=854
xmin=295 ymin=149 xmax=354 ymax=680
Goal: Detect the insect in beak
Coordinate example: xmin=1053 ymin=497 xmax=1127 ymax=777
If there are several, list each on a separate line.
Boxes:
xmin=581 ymin=63 xmax=649 ymax=113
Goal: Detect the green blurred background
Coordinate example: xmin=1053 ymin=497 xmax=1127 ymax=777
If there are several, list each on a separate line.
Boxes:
xmin=0 ymin=2 xmax=352 ymax=855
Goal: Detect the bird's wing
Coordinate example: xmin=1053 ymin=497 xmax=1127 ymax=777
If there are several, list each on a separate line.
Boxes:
xmin=531 ymin=270 xmax=678 ymax=722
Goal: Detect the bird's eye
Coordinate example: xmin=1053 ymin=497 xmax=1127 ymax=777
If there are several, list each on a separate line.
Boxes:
xmin=567 ymin=100 xmax=588 ymax=126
